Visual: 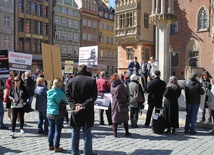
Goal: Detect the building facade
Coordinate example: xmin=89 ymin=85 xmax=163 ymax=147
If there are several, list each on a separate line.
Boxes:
xmin=14 ymin=0 xmax=55 ymax=70
xmin=114 ymin=0 xmax=155 ymax=75
xmin=170 ymin=0 xmax=214 ymax=79
xmin=0 ymin=0 xmax=14 ymax=51
xmin=96 ymin=0 xmax=117 ymax=75
xmin=53 ymin=0 xmax=81 ymax=65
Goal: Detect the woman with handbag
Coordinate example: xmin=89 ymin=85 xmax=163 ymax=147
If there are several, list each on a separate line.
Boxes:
xmin=47 ymin=78 xmax=68 ymax=152
xmin=128 ymin=74 xmax=145 ymax=128
xmin=9 ymin=76 xmax=29 ymax=137
xmin=109 ymin=73 xmax=131 ymax=137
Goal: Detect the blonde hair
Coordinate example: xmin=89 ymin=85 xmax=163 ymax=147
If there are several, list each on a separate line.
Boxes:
xmin=36 ymin=77 xmax=44 ymax=86
xmin=52 ymin=78 xmax=62 ymax=89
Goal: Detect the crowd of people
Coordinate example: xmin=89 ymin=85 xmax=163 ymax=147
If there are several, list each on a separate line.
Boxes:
xmin=0 ymin=59 xmax=214 ymax=154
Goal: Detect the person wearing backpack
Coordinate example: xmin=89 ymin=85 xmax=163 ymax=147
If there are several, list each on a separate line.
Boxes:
xmin=128 ymin=74 xmax=145 ymax=128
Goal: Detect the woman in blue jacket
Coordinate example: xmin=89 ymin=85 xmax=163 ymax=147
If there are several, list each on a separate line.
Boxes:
xmin=47 ymin=78 xmax=68 ymax=153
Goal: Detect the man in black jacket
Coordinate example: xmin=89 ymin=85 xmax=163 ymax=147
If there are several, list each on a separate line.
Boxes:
xmin=182 ymin=72 xmax=204 ymax=134
xmin=144 ymin=70 xmax=166 ymax=127
xmin=65 ymin=65 xmax=97 ymax=155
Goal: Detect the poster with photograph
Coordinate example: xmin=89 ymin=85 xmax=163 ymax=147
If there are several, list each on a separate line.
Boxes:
xmin=94 ymin=92 xmax=111 ymax=110
xmin=79 ymin=46 xmax=98 ymax=67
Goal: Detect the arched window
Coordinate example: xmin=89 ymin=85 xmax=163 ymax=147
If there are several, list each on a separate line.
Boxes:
xmin=19 ymin=0 xmax=23 ymax=12
xmin=26 ymin=1 xmax=31 ymax=14
xmin=198 ymin=7 xmax=207 ymax=30
xmin=32 ymin=2 xmax=37 ymax=15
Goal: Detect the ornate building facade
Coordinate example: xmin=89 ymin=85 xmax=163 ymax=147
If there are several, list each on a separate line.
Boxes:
xmin=114 ymin=0 xmax=155 ymax=75
xmin=170 ymin=0 xmax=214 ymax=79
xmin=53 ymin=0 xmax=81 ymax=64
xmin=0 ymin=0 xmax=14 ymax=51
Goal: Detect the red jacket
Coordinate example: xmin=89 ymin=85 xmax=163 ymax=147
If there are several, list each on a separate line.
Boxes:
xmin=96 ymin=78 xmax=110 ymax=92
xmin=4 ymin=78 xmax=12 ymax=103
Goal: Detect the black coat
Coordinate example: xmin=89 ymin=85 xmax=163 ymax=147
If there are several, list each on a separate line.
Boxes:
xmin=65 ymin=70 xmax=97 ymax=127
xmin=163 ymin=86 xmax=181 ymax=128
xmin=147 ymin=77 xmax=166 ymax=107
xmin=24 ymin=77 xmax=35 ymax=96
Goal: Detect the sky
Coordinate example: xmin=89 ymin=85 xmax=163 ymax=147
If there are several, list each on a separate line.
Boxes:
xmin=109 ymin=0 xmax=115 ymax=7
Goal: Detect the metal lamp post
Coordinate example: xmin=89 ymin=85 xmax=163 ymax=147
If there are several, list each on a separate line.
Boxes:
xmin=150 ymin=0 xmax=177 ymax=82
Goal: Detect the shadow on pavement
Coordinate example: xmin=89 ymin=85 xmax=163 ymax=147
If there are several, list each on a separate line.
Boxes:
xmin=0 ymin=146 xmax=22 ymax=154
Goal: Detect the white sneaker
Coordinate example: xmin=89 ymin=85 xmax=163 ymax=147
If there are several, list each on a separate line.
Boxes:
xmin=9 ymin=132 xmax=14 ymax=136
xmin=20 ymin=129 xmax=24 ymax=134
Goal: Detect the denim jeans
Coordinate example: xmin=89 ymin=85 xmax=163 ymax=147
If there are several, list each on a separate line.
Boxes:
xmin=184 ymin=103 xmax=199 ymax=132
xmin=71 ymin=127 xmax=93 ymax=155
xmin=48 ymin=117 xmax=64 ymax=148
xmin=0 ymin=100 xmax=4 ymax=127
xmin=38 ymin=111 xmax=48 ymax=133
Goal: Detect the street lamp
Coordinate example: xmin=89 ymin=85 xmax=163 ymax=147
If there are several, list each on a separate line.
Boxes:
xmin=169 ymin=45 xmax=173 ymax=76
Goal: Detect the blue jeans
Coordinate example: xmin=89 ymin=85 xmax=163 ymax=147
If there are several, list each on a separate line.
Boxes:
xmin=0 ymin=100 xmax=4 ymax=127
xmin=48 ymin=118 xmax=64 ymax=148
xmin=71 ymin=127 xmax=92 ymax=155
xmin=38 ymin=111 xmax=48 ymax=133
xmin=185 ymin=104 xmax=199 ymax=132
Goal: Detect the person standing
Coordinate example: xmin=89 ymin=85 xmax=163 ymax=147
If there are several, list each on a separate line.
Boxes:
xmin=96 ymin=71 xmax=112 ymax=125
xmin=182 ymin=72 xmax=204 ymax=134
xmin=140 ymin=58 xmax=148 ymax=92
xmin=200 ymin=71 xmax=212 ymax=123
xmin=9 ymin=76 xmax=29 ymax=137
xmin=128 ymin=74 xmax=144 ymax=128
xmin=147 ymin=56 xmax=158 ymax=80
xmin=0 ymin=78 xmax=8 ymax=130
xmin=109 ymin=73 xmax=131 ymax=137
xmin=24 ymin=71 xmax=35 ymax=111
xmin=144 ymin=70 xmax=166 ymax=127
xmin=65 ymin=65 xmax=97 ymax=155
xmin=163 ymin=76 xmax=181 ymax=133
xmin=47 ymin=78 xmax=68 ymax=152
xmin=34 ymin=77 xmax=48 ymax=135
xmin=207 ymin=79 xmax=214 ymax=133
xmin=4 ymin=71 xmax=15 ymax=121
xmin=128 ymin=57 xmax=140 ymax=76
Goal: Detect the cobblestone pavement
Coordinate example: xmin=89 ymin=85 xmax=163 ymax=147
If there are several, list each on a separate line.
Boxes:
xmin=0 ymin=101 xmax=214 ymax=155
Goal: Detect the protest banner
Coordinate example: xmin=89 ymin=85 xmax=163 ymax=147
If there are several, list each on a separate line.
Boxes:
xmin=94 ymin=92 xmax=111 ymax=110
xmin=64 ymin=61 xmax=74 ymax=73
xmin=79 ymin=46 xmax=98 ymax=67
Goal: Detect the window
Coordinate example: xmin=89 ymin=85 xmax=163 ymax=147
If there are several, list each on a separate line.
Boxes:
xmin=127 ymin=12 xmax=133 ymax=27
xmin=83 ymin=33 xmax=87 ymax=40
xmin=32 ymin=20 xmax=37 ymax=34
xmin=101 ymin=50 xmax=104 ymax=57
xmin=26 ymin=1 xmax=31 ymax=14
xmin=25 ymin=38 xmax=31 ymax=52
xmin=32 ymin=2 xmax=37 ymax=15
xmin=19 ymin=18 xmax=24 ymax=32
xmin=4 ymin=16 xmax=10 ymax=26
xmin=38 ymin=4 xmax=42 ymax=16
xmin=105 ymin=25 xmax=109 ymax=30
xmin=144 ymin=48 xmax=150 ymax=60
xmin=105 ymin=13 xmax=108 ymax=18
xmin=198 ymin=7 xmax=208 ymax=30
xmin=93 ymin=22 xmax=97 ymax=28
xmin=62 ymin=32 xmax=67 ymax=40
xmin=74 ymin=21 xmax=78 ymax=29
xmin=88 ymin=34 xmax=92 ymax=41
xmin=170 ymin=21 xmax=178 ymax=35
xmin=74 ymin=33 xmax=79 ymax=42
xmin=83 ymin=19 xmax=87 ymax=26
xmin=56 ymin=17 xmax=60 ymax=25
xmin=100 ymin=35 xmax=104 ymax=43
xmin=43 ymin=23 xmax=47 ymax=35
xmin=74 ymin=46 xmax=78 ymax=55
xmin=62 ymin=8 xmax=67 ymax=14
xmin=119 ymin=14 xmax=125 ymax=28
xmin=32 ymin=39 xmax=37 ymax=53
xmin=126 ymin=48 xmax=134 ymax=60
xmin=68 ymin=46 xmax=73 ymax=54
xmin=99 ymin=12 xmax=103 ymax=17
xmin=106 ymin=37 xmax=109 ymax=44
xmin=25 ymin=19 xmax=31 ymax=33
xmin=3 ymin=36 xmax=10 ymax=48
xmin=37 ymin=22 xmax=41 ymax=34
xmin=144 ymin=13 xmax=149 ymax=28
xmin=62 ymin=45 xmax=67 ymax=54
xmin=68 ymin=33 xmax=73 ymax=41
xmin=106 ymin=51 xmax=109 ymax=57
xmin=55 ymin=31 xmax=60 ymax=39
xmin=171 ymin=52 xmax=179 ymax=67
xmin=88 ymin=20 xmax=92 ymax=27
xmin=62 ymin=18 xmax=67 ymax=26
xmin=109 ymin=26 xmax=113 ymax=31
xmin=43 ymin=6 xmax=48 ymax=18
xmin=110 ymin=15 xmax=113 ymax=20
xmin=4 ymin=0 xmax=10 ymax=7
xmin=100 ymin=23 xmax=104 ymax=29
xmin=68 ymin=9 xmax=73 ymax=15
xmin=19 ymin=0 xmax=23 ymax=12
xmin=68 ymin=19 xmax=73 ymax=28
xmin=19 ymin=38 xmax=24 ymax=51
xmin=110 ymin=38 xmax=113 ymax=44
xmin=92 ymin=35 xmax=96 ymax=42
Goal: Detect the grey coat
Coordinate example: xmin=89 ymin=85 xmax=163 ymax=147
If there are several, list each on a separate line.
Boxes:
xmin=128 ymin=80 xmax=139 ymax=108
xmin=111 ymin=80 xmax=129 ymax=124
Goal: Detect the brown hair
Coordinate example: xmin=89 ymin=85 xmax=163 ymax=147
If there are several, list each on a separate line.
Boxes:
xmin=109 ymin=73 xmax=120 ymax=84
